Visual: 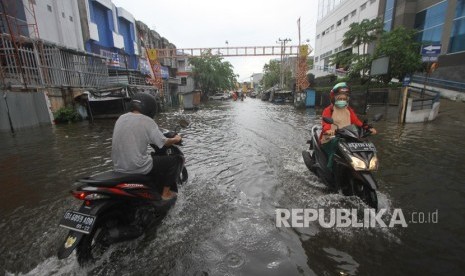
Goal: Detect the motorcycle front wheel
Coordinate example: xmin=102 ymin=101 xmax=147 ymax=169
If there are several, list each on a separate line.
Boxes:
xmin=351 ymin=179 xmax=378 ymax=210
xmin=181 ymin=166 xmax=188 ymax=183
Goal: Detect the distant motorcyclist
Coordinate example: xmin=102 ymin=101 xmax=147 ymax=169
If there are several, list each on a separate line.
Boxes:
xmin=320 ymin=82 xmax=377 ymax=167
xmin=111 ymin=93 xmax=182 ymax=200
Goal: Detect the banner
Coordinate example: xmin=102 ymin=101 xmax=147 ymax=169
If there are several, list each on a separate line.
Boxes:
xmin=147 ymin=49 xmax=157 ymax=61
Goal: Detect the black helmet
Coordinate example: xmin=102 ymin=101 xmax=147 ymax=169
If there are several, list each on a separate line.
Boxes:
xmin=130 ymin=93 xmax=157 ymax=118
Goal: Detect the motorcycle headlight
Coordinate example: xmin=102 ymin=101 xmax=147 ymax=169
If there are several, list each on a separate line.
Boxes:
xmin=369 ymin=155 xmax=379 ymax=171
xmin=349 ymin=156 xmax=367 ymax=171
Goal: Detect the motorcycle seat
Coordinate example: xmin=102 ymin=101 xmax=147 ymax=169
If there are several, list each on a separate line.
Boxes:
xmin=79 ymin=171 xmax=152 ymax=187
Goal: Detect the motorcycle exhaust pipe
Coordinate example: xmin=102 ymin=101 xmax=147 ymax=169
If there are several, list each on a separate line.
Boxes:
xmin=108 ymin=225 xmax=143 ymax=243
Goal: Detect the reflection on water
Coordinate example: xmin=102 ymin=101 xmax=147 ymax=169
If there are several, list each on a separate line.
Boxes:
xmin=0 ymin=99 xmax=464 ymax=275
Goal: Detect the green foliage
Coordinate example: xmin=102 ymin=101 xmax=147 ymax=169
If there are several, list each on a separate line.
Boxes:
xmin=54 ymin=107 xmax=82 ymax=124
xmin=314 ymin=74 xmax=337 ymax=87
xmin=374 ymin=27 xmax=422 ymax=83
xmin=342 ymin=18 xmax=383 ymax=51
xmin=329 ymin=50 xmax=354 ymax=70
xmin=261 ymin=59 xmax=292 ymax=89
xmin=340 ymin=18 xmax=383 ymax=77
xmin=188 ymin=51 xmax=237 ymax=96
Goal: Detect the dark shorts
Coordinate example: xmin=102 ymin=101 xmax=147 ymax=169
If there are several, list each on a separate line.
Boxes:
xmin=147 ymin=155 xmax=182 ymax=189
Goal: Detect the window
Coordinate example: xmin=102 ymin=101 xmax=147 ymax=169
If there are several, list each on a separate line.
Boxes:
xmin=370 ymin=0 xmax=376 ymax=4
xmin=383 ymin=0 xmax=395 ymax=31
xmin=181 ymin=77 xmax=187 ymax=86
xmin=69 ymin=16 xmax=73 ymax=22
xmin=449 ymin=0 xmax=465 ymax=52
xmin=330 ymin=25 xmax=334 ymax=31
xmin=351 ymin=10 xmax=356 ymax=17
xmin=344 ymin=15 xmax=349 ymax=21
xmin=62 ymin=12 xmax=65 ymax=18
xmin=414 ymin=1 xmax=448 ymax=44
xmin=361 ymin=3 xmax=367 ymax=11
xmin=456 ymin=0 xmax=465 ymax=18
xmin=337 ymin=20 xmax=341 ymax=26
xmin=414 ymin=1 xmax=448 ymax=30
xmin=47 ymin=5 xmax=52 ymax=12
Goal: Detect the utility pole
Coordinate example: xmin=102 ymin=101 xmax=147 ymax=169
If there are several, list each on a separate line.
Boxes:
xmin=278 ymin=38 xmax=291 ymax=89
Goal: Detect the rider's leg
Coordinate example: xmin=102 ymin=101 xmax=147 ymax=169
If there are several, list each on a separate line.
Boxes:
xmin=151 ymin=155 xmax=182 ymax=199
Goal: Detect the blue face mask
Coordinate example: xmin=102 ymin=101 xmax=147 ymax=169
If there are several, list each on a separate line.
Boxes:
xmin=335 ymin=100 xmax=348 ymax=108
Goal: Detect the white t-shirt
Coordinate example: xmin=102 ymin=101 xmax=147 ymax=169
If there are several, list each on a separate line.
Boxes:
xmin=111 ymin=112 xmax=167 ymax=174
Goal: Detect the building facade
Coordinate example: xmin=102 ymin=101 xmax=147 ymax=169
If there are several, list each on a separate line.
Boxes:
xmin=379 ymin=0 xmax=465 ymax=83
xmin=0 ymin=0 xmax=84 ymax=50
xmin=252 ymin=73 xmax=264 ymax=91
xmin=176 ymin=55 xmax=195 ymax=94
xmin=314 ymin=0 xmax=381 ymax=71
xmin=78 ymin=0 xmax=138 ymax=69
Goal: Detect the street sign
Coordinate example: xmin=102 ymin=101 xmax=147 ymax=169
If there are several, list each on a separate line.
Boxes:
xmin=422 ymin=56 xmax=438 ymax=62
xmin=421 ymin=44 xmax=441 ymax=56
xmin=402 ymin=75 xmax=411 ymax=86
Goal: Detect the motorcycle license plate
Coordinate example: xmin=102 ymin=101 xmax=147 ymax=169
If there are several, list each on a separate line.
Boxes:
xmin=347 ymin=142 xmax=376 ymax=152
xmin=59 ymin=210 xmax=96 ymax=234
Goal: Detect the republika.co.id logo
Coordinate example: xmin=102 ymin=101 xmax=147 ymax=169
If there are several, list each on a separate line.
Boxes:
xmin=275 ymin=208 xmax=439 ymax=228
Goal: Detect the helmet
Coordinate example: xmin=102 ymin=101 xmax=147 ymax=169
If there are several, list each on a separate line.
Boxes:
xmin=130 ymin=93 xmax=157 ymax=118
xmin=330 ymin=82 xmax=350 ymax=102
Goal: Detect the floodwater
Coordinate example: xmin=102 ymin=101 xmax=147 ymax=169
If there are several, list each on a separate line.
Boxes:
xmin=1 ymin=98 xmax=464 ymax=275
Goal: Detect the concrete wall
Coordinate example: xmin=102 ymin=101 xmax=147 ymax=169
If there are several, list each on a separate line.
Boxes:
xmin=0 ymin=91 xmax=53 ymax=132
xmin=177 ymin=77 xmax=195 ymax=94
xmin=405 ymin=98 xmax=440 ymax=123
xmin=314 ymin=0 xmax=381 ymax=68
xmin=26 ymin=0 xmax=84 ymax=50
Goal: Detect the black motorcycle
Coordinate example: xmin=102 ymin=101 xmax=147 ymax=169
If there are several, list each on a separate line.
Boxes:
xmin=57 ymin=120 xmax=189 ymax=265
xmin=302 ymin=115 xmax=382 ymax=209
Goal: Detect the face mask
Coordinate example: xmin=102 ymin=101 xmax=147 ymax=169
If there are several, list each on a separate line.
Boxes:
xmin=335 ymin=100 xmax=348 ymax=108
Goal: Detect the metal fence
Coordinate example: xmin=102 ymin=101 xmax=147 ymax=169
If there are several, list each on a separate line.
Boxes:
xmin=0 ymin=34 xmax=109 ymax=88
xmin=412 ymin=74 xmax=465 ymax=92
xmin=407 ymin=86 xmax=440 ymax=111
xmin=315 ymin=87 xmax=401 ymax=114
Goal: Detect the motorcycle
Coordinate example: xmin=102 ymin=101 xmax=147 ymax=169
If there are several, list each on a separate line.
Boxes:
xmin=57 ymin=120 xmax=189 ymax=265
xmin=302 ymin=114 xmax=382 ymax=209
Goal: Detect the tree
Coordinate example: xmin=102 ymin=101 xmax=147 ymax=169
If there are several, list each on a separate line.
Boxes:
xmin=341 ymin=18 xmax=383 ymax=77
xmin=188 ymin=51 xmax=237 ymax=97
xmin=329 ymin=50 xmax=354 ymax=71
xmin=375 ymin=27 xmax=422 ymax=83
xmin=261 ymin=59 xmax=292 ymax=89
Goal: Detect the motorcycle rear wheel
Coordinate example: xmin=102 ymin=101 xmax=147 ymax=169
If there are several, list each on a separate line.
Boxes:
xmin=76 ymin=213 xmax=118 ymax=265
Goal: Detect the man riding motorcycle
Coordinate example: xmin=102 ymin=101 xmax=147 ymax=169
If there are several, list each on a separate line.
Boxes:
xmin=111 ymin=93 xmax=182 ymax=200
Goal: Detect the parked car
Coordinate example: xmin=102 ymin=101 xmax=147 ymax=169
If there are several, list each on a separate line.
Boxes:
xmin=209 ymin=93 xmax=228 ymax=100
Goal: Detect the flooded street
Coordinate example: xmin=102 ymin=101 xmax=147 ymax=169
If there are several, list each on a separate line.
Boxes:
xmin=1 ymin=98 xmax=464 ymax=275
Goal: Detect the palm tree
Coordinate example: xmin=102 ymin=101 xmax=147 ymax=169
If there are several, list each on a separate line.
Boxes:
xmin=342 ymin=18 xmax=383 ymax=77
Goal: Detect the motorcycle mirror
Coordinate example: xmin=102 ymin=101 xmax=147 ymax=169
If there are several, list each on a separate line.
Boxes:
xmin=373 ymin=113 xmax=383 ymax=122
xmin=179 ymin=119 xmax=189 ymax=128
xmin=323 ymin=117 xmax=334 ymax=124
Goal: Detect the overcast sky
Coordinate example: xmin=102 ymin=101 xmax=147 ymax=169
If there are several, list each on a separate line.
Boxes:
xmin=112 ymin=0 xmax=318 ymax=81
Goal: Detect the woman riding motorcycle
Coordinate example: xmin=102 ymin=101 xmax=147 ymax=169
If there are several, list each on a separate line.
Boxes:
xmin=320 ymin=82 xmax=377 ymax=168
